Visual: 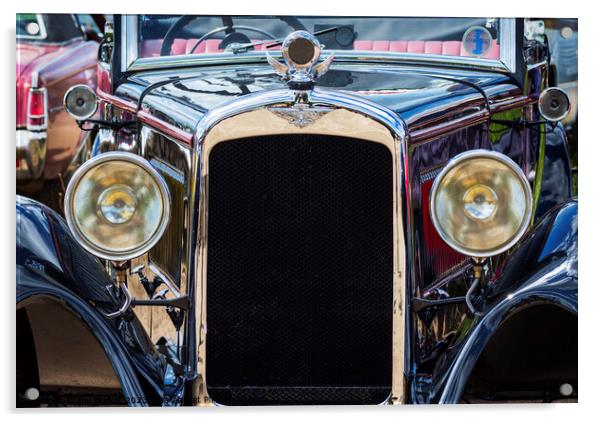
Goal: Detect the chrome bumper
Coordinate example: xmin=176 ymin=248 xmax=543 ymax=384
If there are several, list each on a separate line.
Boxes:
xmin=16 ymin=129 xmax=47 ymax=181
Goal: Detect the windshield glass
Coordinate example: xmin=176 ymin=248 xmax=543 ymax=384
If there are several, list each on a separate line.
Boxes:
xmin=17 ymin=14 xmax=47 ymax=40
xmin=135 ymin=15 xmax=503 ymax=60
xmin=17 ymin=13 xmax=83 ymax=43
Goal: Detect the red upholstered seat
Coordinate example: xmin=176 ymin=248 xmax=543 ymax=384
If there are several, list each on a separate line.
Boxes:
xmin=407 ymin=41 xmax=425 ymax=53
xmin=425 ymin=41 xmax=443 ymax=55
xmin=372 ymin=40 xmax=390 ymax=51
xmin=139 ymin=38 xmax=500 ymax=59
xmin=140 ymin=39 xmax=162 ymax=57
xmin=389 ymin=41 xmax=408 ymax=52
xmin=352 ymin=39 xmax=500 ymax=59
xmin=442 ymin=41 xmax=461 ymax=56
xmin=353 ymin=40 xmax=373 ymax=50
xmin=483 ymin=42 xmax=500 ymax=59
xmin=186 ymin=39 xmax=222 ymax=53
xmin=185 ymin=39 xmax=201 ymax=54
xmin=172 ymin=39 xmax=187 ymax=55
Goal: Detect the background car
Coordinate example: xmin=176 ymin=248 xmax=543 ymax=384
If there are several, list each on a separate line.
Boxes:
xmin=16 ymin=13 xmax=103 ymax=211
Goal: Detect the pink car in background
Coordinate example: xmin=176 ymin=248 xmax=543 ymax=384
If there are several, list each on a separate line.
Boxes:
xmin=16 ymin=14 xmax=103 ymax=209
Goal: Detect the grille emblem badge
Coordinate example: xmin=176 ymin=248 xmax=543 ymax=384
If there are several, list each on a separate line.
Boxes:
xmin=268 ymin=103 xmax=332 ymax=128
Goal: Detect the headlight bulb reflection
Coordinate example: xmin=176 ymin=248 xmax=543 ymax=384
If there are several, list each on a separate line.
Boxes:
xmin=463 ymin=184 xmax=498 ymax=221
xmin=98 ymin=185 xmax=137 ymax=224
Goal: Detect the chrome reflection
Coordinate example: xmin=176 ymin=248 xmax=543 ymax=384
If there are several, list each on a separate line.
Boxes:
xmin=429 ymin=150 xmax=532 ymax=257
xmin=64 ymin=152 xmax=171 ymax=261
xmin=538 ymin=87 xmax=571 ymax=122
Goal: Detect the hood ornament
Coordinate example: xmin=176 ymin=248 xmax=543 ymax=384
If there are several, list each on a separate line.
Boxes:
xmin=267 ymin=31 xmax=334 ymax=89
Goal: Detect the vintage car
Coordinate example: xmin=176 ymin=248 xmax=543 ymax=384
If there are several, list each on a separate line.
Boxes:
xmin=16 ymin=15 xmax=577 ymax=407
xmin=16 ymin=13 xmax=103 ymax=210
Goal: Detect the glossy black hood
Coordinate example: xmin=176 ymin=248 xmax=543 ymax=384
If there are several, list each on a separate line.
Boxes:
xmin=116 ymin=63 xmax=520 ymax=138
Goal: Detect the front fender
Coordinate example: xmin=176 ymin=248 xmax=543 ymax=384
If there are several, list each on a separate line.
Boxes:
xmin=16 ymin=195 xmax=166 ymax=406
xmin=432 ymin=199 xmax=578 ymax=403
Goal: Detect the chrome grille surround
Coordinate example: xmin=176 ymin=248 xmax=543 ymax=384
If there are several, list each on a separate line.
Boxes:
xmin=187 ymin=88 xmax=409 ymax=405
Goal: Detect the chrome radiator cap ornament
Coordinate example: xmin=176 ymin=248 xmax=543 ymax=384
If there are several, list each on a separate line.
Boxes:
xmin=267 ymin=30 xmax=334 ymax=89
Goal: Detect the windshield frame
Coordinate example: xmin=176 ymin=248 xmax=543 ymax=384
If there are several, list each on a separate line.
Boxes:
xmin=116 ymin=15 xmax=518 ymax=75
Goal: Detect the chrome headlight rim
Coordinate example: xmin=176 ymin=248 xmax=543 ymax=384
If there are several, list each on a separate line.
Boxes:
xmin=64 ymin=151 xmax=171 ymax=261
xmin=538 ymin=87 xmax=571 ymax=123
xmin=429 ymin=149 xmax=533 ymax=257
xmin=63 ymin=84 xmax=99 ymax=120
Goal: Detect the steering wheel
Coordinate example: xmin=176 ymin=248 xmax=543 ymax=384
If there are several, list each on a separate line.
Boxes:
xmin=160 ymin=16 xmax=308 ymax=57
xmin=188 ymin=25 xmax=277 ymax=54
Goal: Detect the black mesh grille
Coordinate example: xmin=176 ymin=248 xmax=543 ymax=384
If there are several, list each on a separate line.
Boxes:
xmin=206 ymin=134 xmax=393 ymax=405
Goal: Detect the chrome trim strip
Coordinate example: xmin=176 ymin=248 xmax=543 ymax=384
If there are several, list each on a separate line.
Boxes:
xmin=97 ymin=88 xmax=137 ymax=113
xmin=410 ymin=109 xmax=489 ymax=143
xmin=122 ymin=17 xmax=517 ymax=74
xmin=138 ymin=110 xmax=195 ymax=145
xmin=121 ymin=15 xmax=139 ymax=73
xmin=499 ymin=18 xmax=517 ymax=74
xmin=129 ymin=50 xmax=513 ymax=73
xmin=186 ymin=88 xmax=409 ymax=405
xmin=147 ymin=262 xmax=182 ymax=298
xmin=25 ymin=85 xmax=48 ymax=131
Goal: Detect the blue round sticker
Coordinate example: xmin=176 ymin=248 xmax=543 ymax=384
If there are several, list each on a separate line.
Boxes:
xmin=462 ymin=26 xmax=492 ymax=57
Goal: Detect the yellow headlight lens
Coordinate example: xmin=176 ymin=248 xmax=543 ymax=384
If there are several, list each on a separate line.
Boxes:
xmin=64 ymin=152 xmax=170 ymax=261
xmin=429 ymin=150 xmax=532 ymax=257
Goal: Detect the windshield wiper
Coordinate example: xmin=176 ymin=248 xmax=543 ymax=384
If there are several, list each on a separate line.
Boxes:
xmin=227 ymin=26 xmax=341 ymax=54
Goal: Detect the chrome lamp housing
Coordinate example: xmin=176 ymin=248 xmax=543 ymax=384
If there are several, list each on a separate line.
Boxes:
xmin=64 ymin=152 xmax=171 ymax=261
xmin=429 ymin=150 xmax=533 ymax=257
xmin=63 ymin=84 xmax=99 ymax=120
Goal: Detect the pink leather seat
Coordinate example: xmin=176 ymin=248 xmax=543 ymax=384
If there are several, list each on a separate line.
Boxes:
xmin=140 ymin=37 xmax=500 ymax=59
xmin=140 ymin=39 xmax=162 ymax=57
xmin=187 ymin=39 xmax=222 ymax=53
xmin=424 ymin=41 xmax=443 ymax=55
xmin=372 ymin=40 xmax=390 ymax=51
xmin=407 ymin=41 xmax=425 ymax=53
xmin=353 ymin=40 xmax=374 ymax=50
xmin=172 ymin=39 xmax=187 ymax=55
xmin=352 ymin=39 xmax=500 ymax=59
xmin=389 ymin=41 xmax=408 ymax=52
xmin=185 ymin=39 xmax=203 ymax=54
xmin=484 ymin=42 xmax=500 ymax=59
xmin=442 ymin=41 xmax=461 ymax=56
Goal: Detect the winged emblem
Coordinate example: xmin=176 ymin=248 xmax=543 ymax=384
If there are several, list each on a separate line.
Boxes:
xmin=268 ymin=103 xmax=333 ymax=128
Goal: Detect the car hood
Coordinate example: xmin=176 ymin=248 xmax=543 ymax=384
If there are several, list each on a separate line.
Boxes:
xmin=117 ymin=63 xmax=521 ymax=139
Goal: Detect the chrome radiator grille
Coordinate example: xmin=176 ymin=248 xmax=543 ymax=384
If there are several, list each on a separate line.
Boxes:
xmin=205 ymin=134 xmax=394 ymax=405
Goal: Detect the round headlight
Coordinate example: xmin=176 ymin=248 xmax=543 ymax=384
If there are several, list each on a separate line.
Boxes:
xmin=63 ymin=84 xmax=98 ymax=120
xmin=429 ymin=150 xmax=532 ymax=257
xmin=538 ymin=87 xmax=571 ymax=122
xmin=64 ymin=152 xmax=170 ymax=261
